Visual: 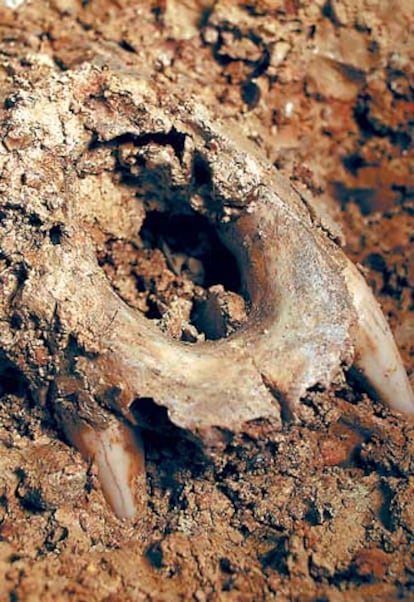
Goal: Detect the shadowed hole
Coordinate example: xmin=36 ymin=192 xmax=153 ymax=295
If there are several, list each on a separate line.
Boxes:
xmin=140 ymin=211 xmax=241 ymax=292
xmin=130 ymin=397 xmax=209 ymax=501
xmin=0 ymin=356 xmax=28 ymax=397
xmin=86 ymin=136 xmax=250 ymax=342
xmin=130 ymin=397 xmax=173 ymax=432
xmin=99 ymin=208 xmax=249 ymax=342
xmin=145 ymin=541 xmax=163 ymax=569
xmin=49 ymin=224 xmax=63 ymax=245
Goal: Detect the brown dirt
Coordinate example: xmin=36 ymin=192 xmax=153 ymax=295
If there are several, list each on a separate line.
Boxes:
xmin=0 ymin=1 xmax=413 ymax=600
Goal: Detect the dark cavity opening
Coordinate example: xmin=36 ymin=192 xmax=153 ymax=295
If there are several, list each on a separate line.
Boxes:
xmin=99 ymin=205 xmax=249 ymax=342
xmin=0 ymin=355 xmax=28 ymax=397
xmin=49 ymin=224 xmax=63 ymax=245
xmin=136 ymin=210 xmax=249 ymax=341
xmin=140 ymin=211 xmax=241 ymax=292
xmin=93 ymin=135 xmax=249 ymax=342
xmin=130 ymin=397 xmax=175 ymax=434
xmin=130 ymin=397 xmax=209 ymax=488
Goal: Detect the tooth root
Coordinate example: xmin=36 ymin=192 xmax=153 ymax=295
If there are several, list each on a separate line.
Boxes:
xmin=63 ymin=418 xmax=146 ymax=519
xmin=344 ymin=261 xmax=414 ymax=414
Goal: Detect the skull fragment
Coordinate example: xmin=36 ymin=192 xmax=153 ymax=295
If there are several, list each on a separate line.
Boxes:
xmin=0 ymin=65 xmax=412 ymax=519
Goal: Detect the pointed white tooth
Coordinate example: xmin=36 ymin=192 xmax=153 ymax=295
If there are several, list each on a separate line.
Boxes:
xmin=344 ymin=260 xmax=414 ymax=414
xmin=64 ymin=418 xmax=146 ymax=519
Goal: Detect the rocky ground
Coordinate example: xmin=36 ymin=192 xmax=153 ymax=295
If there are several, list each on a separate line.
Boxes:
xmin=0 ymin=1 xmax=413 ymax=600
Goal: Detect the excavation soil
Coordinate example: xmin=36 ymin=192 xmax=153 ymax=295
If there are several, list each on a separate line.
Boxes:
xmin=0 ymin=1 xmax=413 ymax=600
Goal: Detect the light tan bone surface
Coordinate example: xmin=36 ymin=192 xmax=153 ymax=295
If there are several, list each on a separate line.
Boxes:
xmin=0 ymin=65 xmax=412 ymax=519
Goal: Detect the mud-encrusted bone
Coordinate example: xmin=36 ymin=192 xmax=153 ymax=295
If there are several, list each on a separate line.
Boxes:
xmin=0 ymin=65 xmax=412 ymax=519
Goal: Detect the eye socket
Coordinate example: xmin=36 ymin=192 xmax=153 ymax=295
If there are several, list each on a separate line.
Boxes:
xmin=98 ymin=207 xmax=250 ymax=342
xmin=85 ymin=139 xmax=250 ymax=343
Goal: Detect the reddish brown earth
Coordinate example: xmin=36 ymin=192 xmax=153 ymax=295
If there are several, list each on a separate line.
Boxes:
xmin=0 ymin=1 xmax=413 ymax=600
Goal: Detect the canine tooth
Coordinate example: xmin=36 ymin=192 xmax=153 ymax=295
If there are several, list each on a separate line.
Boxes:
xmin=63 ymin=418 xmax=146 ymax=519
xmin=344 ymin=261 xmax=414 ymax=414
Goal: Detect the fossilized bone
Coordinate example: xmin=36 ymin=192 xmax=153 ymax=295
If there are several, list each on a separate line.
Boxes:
xmin=0 ymin=65 xmax=412 ymax=519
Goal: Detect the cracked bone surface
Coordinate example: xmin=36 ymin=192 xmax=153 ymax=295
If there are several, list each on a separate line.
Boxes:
xmin=0 ymin=65 xmax=412 ymax=519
